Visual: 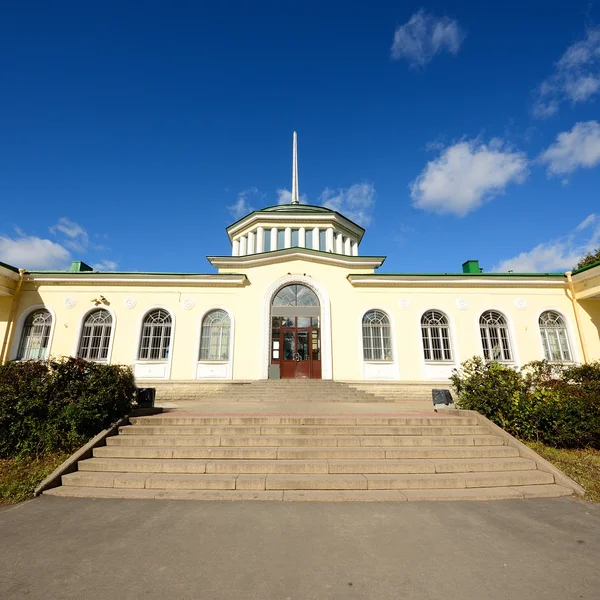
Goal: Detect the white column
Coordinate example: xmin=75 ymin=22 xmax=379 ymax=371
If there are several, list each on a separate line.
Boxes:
xmin=256 ymin=226 xmax=264 ymax=253
xmin=335 ymin=232 xmax=343 ymax=254
xmin=352 ymin=241 xmax=359 ymax=256
xmin=299 ymin=227 xmax=306 ymax=248
xmin=270 ymin=227 xmax=278 ymax=251
xmin=326 ymin=228 xmax=334 ymax=252
xmin=239 ymin=236 xmax=247 ymax=256
xmin=232 ymin=239 xmax=240 ymax=257
xmin=284 ymin=227 xmax=292 ymax=248
xmin=344 ymin=237 xmax=351 ymax=256
xmin=247 ymin=230 xmax=255 ymax=254
xmin=312 ymin=227 xmax=320 ymax=250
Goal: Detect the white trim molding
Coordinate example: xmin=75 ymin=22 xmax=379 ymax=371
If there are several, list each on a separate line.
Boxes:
xmin=261 ymin=275 xmax=333 ymax=380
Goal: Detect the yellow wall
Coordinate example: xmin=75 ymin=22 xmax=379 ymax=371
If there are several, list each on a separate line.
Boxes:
xmin=3 ymin=258 xmax=599 ymax=381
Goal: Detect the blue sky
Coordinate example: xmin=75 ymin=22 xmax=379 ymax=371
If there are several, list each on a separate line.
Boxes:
xmin=1 ymin=1 xmax=599 ymax=274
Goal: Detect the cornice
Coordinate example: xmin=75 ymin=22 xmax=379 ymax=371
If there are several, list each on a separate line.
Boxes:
xmin=208 ymin=248 xmax=385 ymax=270
xmin=23 ymin=274 xmax=248 ymax=288
xmin=347 ymin=275 xmax=567 ymax=289
xmin=226 ymin=212 xmax=365 ymax=242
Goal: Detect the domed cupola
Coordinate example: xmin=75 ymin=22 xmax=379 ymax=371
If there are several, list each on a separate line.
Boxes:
xmin=226 ymin=133 xmax=365 ymax=257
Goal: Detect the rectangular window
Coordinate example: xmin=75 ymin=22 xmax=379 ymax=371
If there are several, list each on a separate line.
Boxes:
xmin=319 ymin=230 xmax=327 ymax=251
xmin=305 ymin=230 xmax=313 ymax=249
xmin=291 ymin=229 xmax=299 ymax=247
xmin=277 ymin=229 xmax=285 ymax=249
xmin=263 ymin=229 xmax=271 ymax=252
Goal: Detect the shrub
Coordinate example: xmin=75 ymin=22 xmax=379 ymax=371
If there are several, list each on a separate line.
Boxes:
xmin=451 ymin=358 xmax=600 ymax=449
xmin=0 ymin=357 xmax=135 ymax=459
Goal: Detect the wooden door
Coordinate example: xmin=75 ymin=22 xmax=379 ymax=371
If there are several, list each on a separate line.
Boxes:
xmin=274 ymin=317 xmax=321 ymax=379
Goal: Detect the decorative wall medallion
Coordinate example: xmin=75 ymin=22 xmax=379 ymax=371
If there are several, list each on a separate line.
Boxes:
xmin=181 ymin=298 xmax=195 ymax=310
xmin=398 ymin=299 xmax=411 ymax=309
xmin=63 ymin=297 xmax=76 ymax=309
xmin=124 ymin=297 xmax=137 ymax=309
xmin=514 ymin=298 xmax=527 ymax=310
xmin=456 ymin=299 xmax=469 ymax=311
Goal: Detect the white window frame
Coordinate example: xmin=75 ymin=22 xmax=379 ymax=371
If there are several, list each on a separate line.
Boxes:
xmin=479 ymin=310 xmax=514 ymax=363
xmin=362 ymin=309 xmax=393 ymax=362
xmin=195 ymin=307 xmax=235 ymax=380
xmin=133 ymin=306 xmax=175 ymax=380
xmin=538 ymin=309 xmax=574 ymax=363
xmin=421 ymin=309 xmax=453 ymax=362
xmin=11 ymin=305 xmax=57 ymax=361
xmin=74 ymin=307 xmax=116 ymax=363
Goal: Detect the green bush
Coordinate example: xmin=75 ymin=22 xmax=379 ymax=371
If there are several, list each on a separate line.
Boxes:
xmin=451 ymin=357 xmax=600 ymax=449
xmin=0 ymin=357 xmax=135 ymax=459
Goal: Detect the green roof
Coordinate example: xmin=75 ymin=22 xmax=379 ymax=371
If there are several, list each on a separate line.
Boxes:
xmin=572 ymin=258 xmax=600 ymax=276
xmin=226 ymin=203 xmax=365 ymax=233
xmin=349 ymin=272 xmax=565 ymax=279
xmin=0 ymin=260 xmax=19 ymax=273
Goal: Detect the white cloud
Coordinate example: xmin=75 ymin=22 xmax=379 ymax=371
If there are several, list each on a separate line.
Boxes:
xmin=92 ymin=260 xmax=119 ymax=271
xmin=227 ymin=187 xmax=260 ymax=220
xmin=0 ymin=233 xmax=71 ymax=270
xmin=391 ymin=9 xmax=465 ymax=68
xmin=319 ymin=183 xmax=376 ymax=226
xmin=276 ymin=188 xmax=308 ymax=205
xmin=539 ymin=120 xmax=600 ymax=176
xmin=50 ymin=217 xmax=89 ymax=252
xmin=533 ymin=27 xmax=600 ymax=118
xmin=494 ymin=213 xmax=600 ymax=272
xmin=410 ymin=138 xmax=529 ymax=216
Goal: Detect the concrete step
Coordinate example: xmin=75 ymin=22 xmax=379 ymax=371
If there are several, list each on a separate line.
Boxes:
xmin=78 ymin=456 xmax=536 ymax=475
xmin=129 ymin=416 xmax=479 ymax=426
xmin=44 ymin=484 xmax=573 ymax=501
xmin=94 ymin=444 xmax=519 ymax=460
xmin=106 ymin=434 xmax=503 ymax=448
xmin=120 ymin=425 xmax=490 ymax=436
xmin=61 ymin=469 xmax=554 ymax=491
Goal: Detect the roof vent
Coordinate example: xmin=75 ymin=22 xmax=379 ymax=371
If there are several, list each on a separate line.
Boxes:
xmin=462 ymin=260 xmax=482 ymax=274
xmin=69 ymin=261 xmax=94 ymax=273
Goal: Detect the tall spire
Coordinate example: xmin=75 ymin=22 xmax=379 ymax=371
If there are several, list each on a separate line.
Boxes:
xmin=291 ymin=131 xmax=299 ymax=204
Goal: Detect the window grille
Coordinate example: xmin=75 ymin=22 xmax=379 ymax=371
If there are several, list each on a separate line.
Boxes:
xmin=18 ymin=309 xmax=52 ymax=360
xmin=480 ymin=311 xmax=512 ymax=362
xmin=273 ymin=284 xmax=319 ymax=307
xmin=138 ymin=309 xmax=172 ymax=360
xmin=199 ymin=310 xmax=231 ymax=361
xmin=421 ymin=310 xmax=452 ymax=361
xmin=539 ymin=311 xmax=572 ymax=362
xmin=362 ymin=310 xmax=392 ymax=361
xmin=77 ymin=309 xmax=113 ymax=362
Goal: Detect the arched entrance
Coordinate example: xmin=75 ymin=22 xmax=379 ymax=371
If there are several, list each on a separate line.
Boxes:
xmin=270 ymin=284 xmax=321 ymax=379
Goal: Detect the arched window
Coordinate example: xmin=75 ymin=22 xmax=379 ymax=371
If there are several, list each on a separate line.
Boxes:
xmin=199 ymin=310 xmax=231 ymax=361
xmin=18 ymin=309 xmax=53 ymax=360
xmin=138 ymin=309 xmax=172 ymax=360
xmin=539 ymin=311 xmax=572 ymax=362
xmin=362 ymin=310 xmax=392 ymax=361
xmin=273 ymin=284 xmax=319 ymax=307
xmin=421 ymin=310 xmax=452 ymax=362
xmin=480 ymin=311 xmax=512 ymax=362
xmin=77 ymin=309 xmax=113 ymax=362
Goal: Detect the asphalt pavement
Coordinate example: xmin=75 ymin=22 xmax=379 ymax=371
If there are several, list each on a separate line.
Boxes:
xmin=1 ymin=495 xmax=598 ymax=600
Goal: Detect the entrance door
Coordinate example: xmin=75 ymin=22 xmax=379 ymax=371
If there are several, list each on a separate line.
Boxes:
xmin=270 ymin=284 xmax=321 ymax=379
xmin=273 ymin=316 xmax=321 ymax=379
xmin=281 ymin=327 xmax=311 ymax=379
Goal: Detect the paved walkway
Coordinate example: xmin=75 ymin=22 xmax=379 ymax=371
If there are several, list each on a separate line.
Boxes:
xmin=1 ymin=496 xmax=598 ymax=599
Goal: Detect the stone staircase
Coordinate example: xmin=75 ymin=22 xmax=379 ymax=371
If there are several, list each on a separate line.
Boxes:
xmin=137 ymin=380 xmax=439 ymax=410
xmin=44 ymin=413 xmax=573 ymax=501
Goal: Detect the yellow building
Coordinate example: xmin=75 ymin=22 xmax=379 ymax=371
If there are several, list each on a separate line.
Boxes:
xmin=1 ymin=135 xmax=599 ymax=382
